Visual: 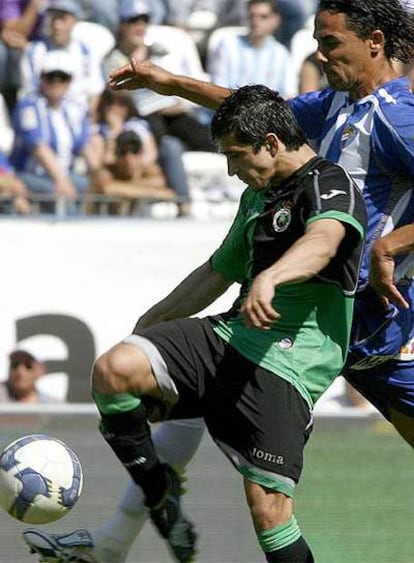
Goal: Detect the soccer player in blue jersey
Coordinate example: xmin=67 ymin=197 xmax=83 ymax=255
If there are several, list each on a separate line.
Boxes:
xmin=23 ymin=1 xmax=414 ymax=562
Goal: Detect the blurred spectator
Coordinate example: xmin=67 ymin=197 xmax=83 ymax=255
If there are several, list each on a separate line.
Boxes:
xmin=162 ymin=0 xmax=256 ymax=66
xmin=0 ymin=149 xmax=31 ymax=213
xmin=0 ymin=0 xmax=47 ymax=111
xmin=274 ymin=0 xmax=316 ymax=49
xmin=94 ymin=89 xmax=192 ymax=217
xmin=0 ymin=92 xmax=15 ymax=155
xmin=207 ymin=0 xmax=296 ymax=98
xmin=163 ymin=0 xmax=248 ymax=28
xmin=92 ymin=130 xmax=176 ymax=216
xmin=11 ymin=50 xmax=97 ymax=213
xmin=19 ymin=0 xmax=105 ymax=119
xmin=0 ymin=350 xmax=51 ymax=403
xmin=298 ymin=51 xmax=327 ymax=94
xmin=103 ymin=0 xmax=214 ymax=153
xmin=74 ymin=0 xmax=118 ymax=34
xmin=289 ymin=13 xmax=317 ymax=90
xmin=95 ymin=89 xmax=158 ymax=167
xmin=75 ymin=0 xmax=170 ymax=31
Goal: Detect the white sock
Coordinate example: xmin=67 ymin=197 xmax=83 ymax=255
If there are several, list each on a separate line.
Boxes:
xmin=91 ymin=417 xmax=205 ymax=559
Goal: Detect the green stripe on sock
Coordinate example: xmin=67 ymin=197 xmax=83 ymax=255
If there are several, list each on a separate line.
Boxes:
xmin=257 ymin=516 xmax=302 ymax=552
xmin=93 ymin=390 xmax=141 ymax=414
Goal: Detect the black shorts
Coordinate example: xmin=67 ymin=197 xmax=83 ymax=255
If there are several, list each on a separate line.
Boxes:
xmin=128 ymin=317 xmax=313 ymax=496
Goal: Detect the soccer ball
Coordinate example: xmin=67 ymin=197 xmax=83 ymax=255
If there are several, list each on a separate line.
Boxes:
xmin=0 ymin=434 xmax=83 ymax=524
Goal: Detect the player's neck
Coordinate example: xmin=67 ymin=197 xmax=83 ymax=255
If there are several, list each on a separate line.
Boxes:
xmin=271 ymin=145 xmax=317 ymax=185
xmin=349 ymin=64 xmax=399 ymax=101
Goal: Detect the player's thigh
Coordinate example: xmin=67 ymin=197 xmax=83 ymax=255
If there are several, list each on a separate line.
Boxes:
xmin=133 ymin=317 xmax=225 ymax=419
xmin=205 ymin=353 xmax=313 ymax=496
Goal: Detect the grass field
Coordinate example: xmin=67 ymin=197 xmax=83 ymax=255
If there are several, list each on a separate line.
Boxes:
xmin=295 ymin=417 xmax=414 ymax=563
xmin=0 ymin=412 xmax=413 ymax=562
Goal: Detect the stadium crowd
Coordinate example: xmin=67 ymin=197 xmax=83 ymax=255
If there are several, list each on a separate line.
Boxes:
xmin=0 ymin=0 xmax=319 ymax=218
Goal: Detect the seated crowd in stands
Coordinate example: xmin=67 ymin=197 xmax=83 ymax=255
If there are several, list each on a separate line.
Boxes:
xmin=0 ymin=0 xmax=318 ymax=218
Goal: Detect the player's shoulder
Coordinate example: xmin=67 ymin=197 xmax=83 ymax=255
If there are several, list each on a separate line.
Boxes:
xmin=374 ymin=76 xmax=414 ymax=113
xmin=290 ymin=87 xmax=339 ymax=113
xmin=369 ymin=77 xmax=414 ymax=138
xmin=310 ymin=157 xmax=357 ymax=192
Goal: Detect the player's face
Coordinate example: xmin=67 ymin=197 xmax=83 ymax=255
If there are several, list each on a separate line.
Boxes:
xmin=219 ymin=134 xmax=276 ymax=191
xmin=314 ymin=10 xmax=374 ymax=97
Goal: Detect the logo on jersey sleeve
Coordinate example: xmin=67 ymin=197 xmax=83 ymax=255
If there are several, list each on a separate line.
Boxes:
xmin=272 ymin=203 xmax=292 ymax=232
xmin=321 ymin=189 xmax=347 ymax=200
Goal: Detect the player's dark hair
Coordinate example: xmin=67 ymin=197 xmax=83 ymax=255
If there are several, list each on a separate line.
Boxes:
xmin=211 ymin=85 xmax=307 ymax=152
xmin=317 ymin=0 xmax=414 ymax=62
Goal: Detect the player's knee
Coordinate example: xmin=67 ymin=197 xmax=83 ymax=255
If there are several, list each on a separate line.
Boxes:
xmin=245 ymin=480 xmax=292 ymax=530
xmin=92 ymin=344 xmax=144 ymax=395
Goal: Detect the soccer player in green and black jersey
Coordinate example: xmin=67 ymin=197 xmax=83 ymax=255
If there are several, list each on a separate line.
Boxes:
xmin=25 ymin=85 xmax=367 ymax=563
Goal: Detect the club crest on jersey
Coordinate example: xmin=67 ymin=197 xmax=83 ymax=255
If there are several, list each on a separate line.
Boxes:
xmin=272 ymin=203 xmax=292 ymax=232
xmin=277 ymin=337 xmax=294 ymax=350
xmin=340 ymin=125 xmax=357 ymax=147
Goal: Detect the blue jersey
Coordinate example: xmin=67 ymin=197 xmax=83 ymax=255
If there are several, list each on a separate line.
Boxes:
xmin=290 ymin=77 xmax=414 ymax=361
xmin=11 ymin=94 xmax=89 ymax=176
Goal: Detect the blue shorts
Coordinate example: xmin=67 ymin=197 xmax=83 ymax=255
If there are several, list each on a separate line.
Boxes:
xmin=344 ymin=280 xmax=414 ymax=419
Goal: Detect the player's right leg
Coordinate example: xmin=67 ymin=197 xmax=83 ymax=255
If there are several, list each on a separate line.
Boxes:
xmin=24 ymin=329 xmax=201 ymax=563
xmin=92 ymin=336 xmax=198 ymax=562
xmin=23 ymin=418 xmax=205 ymax=563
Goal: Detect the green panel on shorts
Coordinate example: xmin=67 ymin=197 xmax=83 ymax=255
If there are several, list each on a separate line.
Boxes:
xmin=238 ymin=464 xmax=295 ymax=497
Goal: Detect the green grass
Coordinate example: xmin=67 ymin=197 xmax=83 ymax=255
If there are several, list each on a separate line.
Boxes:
xmin=295 ymin=418 xmax=414 ymax=563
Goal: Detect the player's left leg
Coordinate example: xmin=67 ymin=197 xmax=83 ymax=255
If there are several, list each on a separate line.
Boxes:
xmin=205 ymin=355 xmax=314 ymax=562
xmin=244 ymin=481 xmax=313 ymax=562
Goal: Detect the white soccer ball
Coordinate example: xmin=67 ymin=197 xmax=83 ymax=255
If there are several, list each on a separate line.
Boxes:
xmin=0 ymin=434 xmax=83 ymax=524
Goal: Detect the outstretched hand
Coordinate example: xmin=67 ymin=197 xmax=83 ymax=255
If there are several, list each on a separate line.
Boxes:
xmin=107 ymin=59 xmax=174 ymax=95
xmin=369 ymin=251 xmax=409 ymax=310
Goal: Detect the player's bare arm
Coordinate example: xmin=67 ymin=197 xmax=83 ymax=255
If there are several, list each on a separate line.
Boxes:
xmin=369 ymin=224 xmax=414 ymax=309
xmin=108 ymin=59 xmax=231 ymax=111
xmin=136 ymin=260 xmax=232 ymax=329
xmin=242 ymin=219 xmax=346 ymax=329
